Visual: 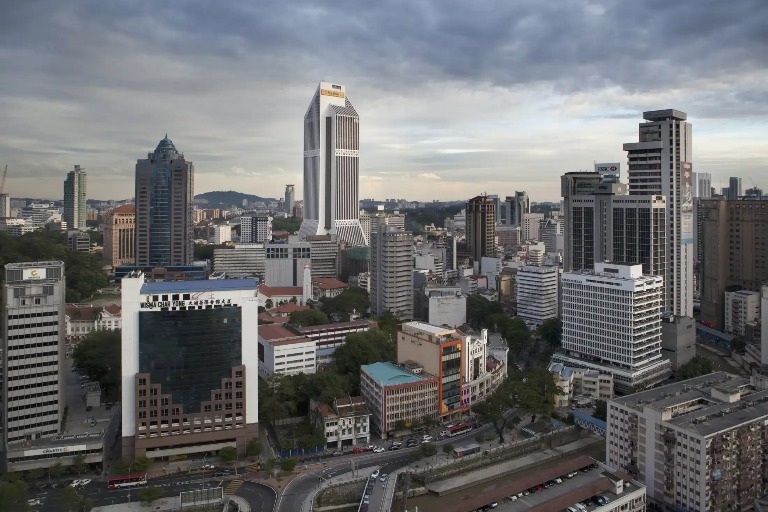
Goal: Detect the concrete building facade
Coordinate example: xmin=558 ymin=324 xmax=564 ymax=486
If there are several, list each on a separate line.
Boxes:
xmin=257 ymin=324 xmax=316 ymax=377
xmin=724 ymin=288 xmax=761 ymax=337
xmin=466 ymin=195 xmax=496 ymax=262
xmin=213 ymin=244 xmax=265 ymax=279
xmin=264 ymin=242 xmax=312 ymax=287
xmin=311 ymin=396 xmax=370 ymax=450
xmin=516 ymin=265 xmax=559 ymax=327
xmin=121 ymin=276 xmax=259 ymax=461
xmin=103 ymin=204 xmax=136 ymax=268
xmin=555 ymin=263 xmax=671 ymax=393
xmin=240 ymin=214 xmax=272 ymax=243
xmin=370 ymin=219 xmax=413 ymax=318
xmin=63 ymin=165 xmax=87 ymax=232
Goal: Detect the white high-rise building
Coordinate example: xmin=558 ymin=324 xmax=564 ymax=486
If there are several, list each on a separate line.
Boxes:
xmin=0 ymin=193 xmax=10 ymax=219
xmin=63 ymin=165 xmax=87 ymax=231
xmin=370 ymin=219 xmax=413 ymax=319
xmin=693 ymin=172 xmax=712 ymax=198
xmin=554 ymin=262 xmax=671 ymax=393
xmin=522 ymin=212 xmax=544 ymax=241
xmin=516 ymin=265 xmax=559 ymax=327
xmin=210 ymin=224 xmax=232 ymax=244
xmin=299 ymin=81 xmax=366 ymax=246
xmin=624 ymin=109 xmax=693 ymax=318
xmin=240 ymin=214 xmax=272 ymax=243
xmin=284 ymin=184 xmax=295 ymax=215
xmin=723 ymin=289 xmax=760 ymax=337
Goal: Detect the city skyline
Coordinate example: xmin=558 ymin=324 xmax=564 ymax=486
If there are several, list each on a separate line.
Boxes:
xmin=0 ymin=1 xmax=766 ymax=202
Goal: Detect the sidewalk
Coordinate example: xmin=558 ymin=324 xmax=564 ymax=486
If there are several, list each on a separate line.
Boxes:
xmin=301 ymin=466 xmax=378 ymax=512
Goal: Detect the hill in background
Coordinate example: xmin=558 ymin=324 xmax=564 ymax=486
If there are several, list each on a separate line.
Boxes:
xmin=195 ymin=190 xmax=277 ymax=208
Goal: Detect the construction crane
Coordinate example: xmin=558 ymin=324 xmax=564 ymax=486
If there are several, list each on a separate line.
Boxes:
xmin=0 ymin=165 xmax=7 ymax=197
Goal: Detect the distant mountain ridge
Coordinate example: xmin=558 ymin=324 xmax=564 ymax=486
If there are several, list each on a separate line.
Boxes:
xmin=194 ymin=190 xmax=277 ymax=207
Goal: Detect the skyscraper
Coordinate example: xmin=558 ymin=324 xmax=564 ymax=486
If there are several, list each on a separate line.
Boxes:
xmin=134 ymin=136 xmax=194 ymax=267
xmin=693 ymin=172 xmax=712 ymax=199
xmin=299 ymin=82 xmax=366 ymax=246
xmin=370 ymin=218 xmax=413 ymax=319
xmin=728 ymin=176 xmax=742 ymax=200
xmin=624 ymin=110 xmax=693 ymax=317
xmin=1 ymin=262 xmax=65 ymax=462
xmin=63 ymin=165 xmax=87 ymax=231
xmin=0 ymin=193 xmax=10 ymax=219
xmin=103 ymin=204 xmax=136 ymax=268
xmin=503 ymin=191 xmax=530 ymax=226
xmin=284 ymin=184 xmax=295 ymax=216
xmin=466 ymin=195 xmax=496 ymax=262
xmin=240 ymin=214 xmax=272 ymax=243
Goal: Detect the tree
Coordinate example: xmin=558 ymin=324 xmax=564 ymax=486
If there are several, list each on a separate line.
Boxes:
xmin=333 ymin=329 xmax=395 ymax=393
xmin=246 ymin=438 xmax=262 ymax=458
xmin=537 ymin=317 xmax=562 ymax=347
xmin=513 ymin=367 xmax=563 ymax=421
xmin=0 ymin=480 xmax=28 ymax=511
xmin=61 ymin=485 xmax=93 ymax=512
xmin=394 ymin=419 xmax=407 ymax=431
xmin=72 ymin=454 xmax=87 ymax=475
xmin=27 ymin=467 xmax=46 ymax=481
xmin=280 ymin=458 xmax=298 ymax=473
xmin=307 ymin=369 xmax=349 ymax=405
xmin=1 ymin=472 xmax=21 ymax=483
xmin=272 ymin=217 xmax=302 ymax=234
xmin=72 ymin=329 xmax=121 ymax=400
xmin=593 ymin=400 xmax=607 ymax=422
xmin=412 ymin=443 xmax=438 ymax=462
xmin=677 ymin=355 xmax=715 ymax=381
xmin=320 ymin=288 xmax=370 ymax=317
xmin=132 ymin=456 xmax=151 ymax=472
xmin=113 ymin=459 xmax=130 ymax=476
xmin=731 ymin=337 xmax=747 ymax=355
xmin=467 ymin=295 xmax=503 ymax=329
xmin=472 ymin=380 xmax=521 ymax=444
xmin=137 ymin=486 xmax=164 ymax=506
xmin=49 ymin=462 xmax=66 ymax=480
xmin=442 ymin=443 xmax=454 ymax=457
xmin=219 ymin=446 xmax=237 ymax=463
xmin=289 ymin=309 xmax=329 ymax=327
xmin=193 ymin=243 xmax=216 ymax=261
xmin=265 ymin=299 xmax=273 ymax=309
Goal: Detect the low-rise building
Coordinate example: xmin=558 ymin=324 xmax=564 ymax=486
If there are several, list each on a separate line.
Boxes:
xmin=425 ymin=287 xmax=466 ymax=328
xmin=258 ymin=284 xmax=307 ymax=307
xmin=312 ymin=277 xmax=348 ymax=301
xmin=360 ymin=362 xmax=439 ymax=438
xmin=549 ymin=363 xmax=614 ymax=407
xmin=724 ymin=287 xmax=761 ymax=337
xmin=258 ymin=303 xmax=310 ymax=325
xmin=257 ymin=324 xmax=316 ymax=377
xmin=311 ymin=396 xmax=371 ymax=450
xmin=65 ymin=303 xmax=122 ymax=342
xmin=296 ymin=319 xmax=376 ymax=368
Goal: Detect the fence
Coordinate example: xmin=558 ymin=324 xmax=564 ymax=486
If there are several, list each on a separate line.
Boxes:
xmin=278 ymin=445 xmax=325 ymax=459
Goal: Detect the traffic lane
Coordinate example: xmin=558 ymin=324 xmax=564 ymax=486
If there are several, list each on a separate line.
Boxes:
xmin=236 ymin=482 xmax=276 ymax=512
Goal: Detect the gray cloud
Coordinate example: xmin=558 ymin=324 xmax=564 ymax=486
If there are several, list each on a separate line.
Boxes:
xmin=0 ymin=0 xmax=766 ymax=200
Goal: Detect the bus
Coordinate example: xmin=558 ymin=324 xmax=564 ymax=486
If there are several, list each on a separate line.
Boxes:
xmin=108 ymin=473 xmax=148 ymax=489
xmin=446 ymin=422 xmax=473 ymax=437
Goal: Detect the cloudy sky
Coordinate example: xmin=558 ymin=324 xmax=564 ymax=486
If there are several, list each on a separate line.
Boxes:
xmin=1 ymin=1 xmax=766 ymax=202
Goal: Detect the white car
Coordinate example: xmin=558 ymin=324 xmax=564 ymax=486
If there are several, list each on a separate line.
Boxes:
xmin=79 ymin=478 xmax=92 ymax=486
xmin=380 ymin=474 xmax=388 ymax=483
xmin=28 ymin=499 xmax=43 ymax=506
xmin=69 ymin=480 xmax=81 ymax=487
xmin=370 ymin=469 xmax=380 ymax=479
xmin=373 ymin=447 xmax=385 ymax=453
xmin=422 ymin=435 xmax=433 ymax=443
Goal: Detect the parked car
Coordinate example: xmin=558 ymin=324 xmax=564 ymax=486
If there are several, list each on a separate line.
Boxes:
xmin=28 ymin=499 xmax=43 ymax=506
xmin=422 ymin=435 xmax=433 ymax=443
xmin=332 ymin=450 xmax=344 ymax=456
xmin=380 ymin=474 xmax=388 ymax=483
xmin=79 ymin=478 xmax=92 ymax=486
xmin=69 ymin=480 xmax=81 ymax=488
xmin=373 ymin=447 xmax=385 ymax=453
xmin=370 ymin=469 xmax=380 ymax=479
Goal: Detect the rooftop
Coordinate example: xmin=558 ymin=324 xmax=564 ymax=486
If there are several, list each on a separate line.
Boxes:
xmin=141 ymin=279 xmax=257 ymax=294
xmin=313 ymin=278 xmax=349 ymax=290
xmin=258 ymin=324 xmax=304 ymax=341
xmin=110 ymin=204 xmax=135 ymax=215
xmin=258 ymin=284 xmax=303 ymax=297
xmin=401 ymin=321 xmax=456 ymax=337
xmin=362 ymin=362 xmax=428 ymax=387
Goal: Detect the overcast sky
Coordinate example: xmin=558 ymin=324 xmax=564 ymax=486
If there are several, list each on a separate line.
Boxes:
xmin=1 ymin=1 xmax=766 ymax=203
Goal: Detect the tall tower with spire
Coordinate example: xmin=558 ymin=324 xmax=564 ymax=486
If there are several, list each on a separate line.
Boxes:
xmin=299 ymin=81 xmax=366 ymax=246
xmin=134 ymin=135 xmax=194 ymax=267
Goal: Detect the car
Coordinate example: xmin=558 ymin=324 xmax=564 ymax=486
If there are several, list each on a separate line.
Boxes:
xmin=517 ymin=492 xmax=523 ymax=498
xmin=536 ymin=485 xmax=543 ymax=491
xmin=555 ymin=477 xmax=563 ymax=484
xmin=522 ymin=490 xmax=530 ymax=496
xmin=373 ymin=447 xmax=385 ymax=453
xmin=574 ymin=503 xmax=587 ymax=512
xmin=370 ymin=469 xmax=380 ymax=479
xmin=213 ymin=471 xmax=226 ymax=477
xmin=389 ymin=445 xmax=400 ymax=451
xmin=422 ymin=435 xmax=433 ymax=442
xmin=28 ymin=499 xmax=43 ymax=506
xmin=332 ymin=450 xmax=344 ymax=456
xmin=380 ymin=473 xmax=388 ymax=482
xmin=567 ymin=471 xmax=577 ymax=478
xmin=567 ymin=507 xmax=579 ymax=512
xmin=79 ymin=478 xmax=92 ymax=486
xmin=363 ymin=496 xmax=370 ymax=504
xmin=440 ymin=430 xmax=449 ymax=437
xmin=69 ymin=480 xmax=81 ymax=487
xmin=203 ymin=463 xmax=215 ymax=470
xmin=508 ymin=495 xmax=518 ymax=501
xmin=392 ymin=440 xmax=402 ymax=446
xmin=599 ymin=495 xmax=611 ymax=504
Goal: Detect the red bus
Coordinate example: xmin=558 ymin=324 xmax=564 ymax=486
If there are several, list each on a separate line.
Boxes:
xmin=108 ymin=473 xmax=147 ymax=489
xmin=447 ymin=422 xmax=473 ymax=437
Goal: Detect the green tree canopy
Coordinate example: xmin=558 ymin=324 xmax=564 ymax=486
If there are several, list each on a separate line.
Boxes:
xmin=512 ymin=367 xmax=563 ymax=420
xmin=333 ymin=329 xmax=395 ymax=393
xmin=593 ymin=400 xmax=607 ymax=422
xmin=472 ymin=379 xmax=522 ymax=443
xmin=466 ymin=295 xmax=504 ymax=329
xmin=537 ymin=317 xmax=562 ymax=347
xmin=442 ymin=443 xmax=454 ymax=456
xmin=247 ymin=438 xmax=262 ymax=458
xmin=72 ymin=454 xmax=87 ymax=475
xmin=375 ymin=310 xmax=402 ymax=341
xmin=289 ymin=309 xmax=330 ymax=327
xmin=272 ymin=217 xmax=302 ymax=234
xmin=72 ymin=329 xmax=121 ymax=400
xmin=280 ymin=458 xmax=298 ymax=472
xmin=320 ymin=287 xmax=370 ymax=317
xmin=677 ymin=355 xmax=715 ymax=381
xmin=219 ymin=446 xmax=237 ymax=463
xmin=0 ymin=480 xmax=27 ymax=511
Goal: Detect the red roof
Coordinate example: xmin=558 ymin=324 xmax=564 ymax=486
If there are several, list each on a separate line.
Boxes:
xmin=258 ymin=284 xmax=303 ymax=297
xmin=103 ymin=303 xmax=122 ymax=315
xmin=270 ymin=303 xmax=310 ymax=314
xmin=258 ymin=324 xmax=312 ymax=347
xmin=313 ymin=278 xmax=349 ymax=290
xmin=110 ymin=204 xmax=135 ymax=215
xmin=258 ymin=313 xmax=289 ymax=325
xmin=65 ymin=304 xmax=99 ymax=321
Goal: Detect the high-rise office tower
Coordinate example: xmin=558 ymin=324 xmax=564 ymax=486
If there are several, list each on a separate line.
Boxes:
xmin=1 ymin=262 xmax=65 ymax=461
xmin=487 ymin=194 xmax=501 ymax=225
xmin=103 ymin=204 xmax=136 ymax=268
xmin=370 ymin=218 xmax=413 ymax=319
xmin=240 ymin=214 xmax=272 ymax=243
xmin=466 ymin=195 xmax=496 ymax=262
xmin=699 ymin=198 xmax=768 ymax=331
xmin=121 ymin=274 xmax=259 ymax=460
xmin=624 ymin=109 xmax=693 ymax=317
xmin=555 ymin=262 xmax=670 ymax=393
xmin=0 ymin=193 xmax=10 ymax=219
xmin=284 ymin=184 xmax=295 ymax=216
xmin=134 ymin=136 xmax=194 ymax=267
xmin=299 ymin=82 xmax=366 ymax=246
xmin=63 ymin=165 xmax=87 ymax=231
xmin=693 ymin=172 xmax=712 ymax=199
xmin=504 ymin=191 xmax=530 ymax=226
xmin=728 ymin=177 xmax=742 ymax=200
xmin=561 ymin=173 xmax=667 ymax=290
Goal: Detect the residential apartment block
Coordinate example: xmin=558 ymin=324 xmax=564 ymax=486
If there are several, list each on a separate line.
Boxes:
xmin=466 ymin=195 xmax=496 ymax=262
xmin=516 ymin=265 xmax=559 ymax=327
xmin=310 ymin=396 xmax=371 ymax=450
xmin=724 ymin=288 xmax=761 ymax=337
xmin=370 ymin=219 xmax=413 ymax=318
xmin=607 ymin=372 xmax=768 ymax=511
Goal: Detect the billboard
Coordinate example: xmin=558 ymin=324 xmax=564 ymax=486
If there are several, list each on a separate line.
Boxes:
xmin=595 ymin=162 xmax=620 ymax=181
xmin=22 ymin=268 xmax=47 ymax=281
xmin=681 ymin=162 xmax=693 ymax=244
xmin=24 ymin=444 xmax=87 ymax=458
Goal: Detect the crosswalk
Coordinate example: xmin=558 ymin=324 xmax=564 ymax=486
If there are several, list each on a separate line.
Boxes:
xmin=224 ymin=479 xmax=244 ymax=495
xmin=244 ymin=463 xmax=261 ymax=473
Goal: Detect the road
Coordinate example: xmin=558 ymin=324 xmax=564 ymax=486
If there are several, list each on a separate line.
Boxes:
xmin=278 ymin=422 xmax=497 ymax=512
xmin=27 ymin=470 xmax=274 ymax=512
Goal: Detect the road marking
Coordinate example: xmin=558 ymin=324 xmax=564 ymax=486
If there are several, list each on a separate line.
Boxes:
xmin=224 ymin=479 xmax=245 ymax=495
